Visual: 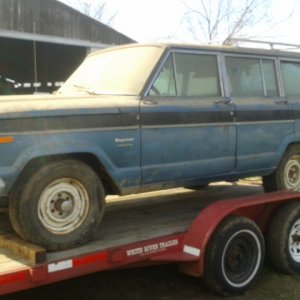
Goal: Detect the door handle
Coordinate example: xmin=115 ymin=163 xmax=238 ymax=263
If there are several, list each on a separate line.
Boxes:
xmin=143 ymin=99 xmax=158 ymax=105
xmin=275 ymin=99 xmax=289 ymax=105
xmin=214 ymin=99 xmax=232 ymax=105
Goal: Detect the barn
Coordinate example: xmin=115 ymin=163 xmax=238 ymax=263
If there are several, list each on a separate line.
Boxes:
xmin=0 ymin=0 xmax=134 ymax=94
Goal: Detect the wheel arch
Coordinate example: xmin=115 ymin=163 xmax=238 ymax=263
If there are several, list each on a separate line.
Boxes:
xmin=275 ymin=139 xmax=300 ymax=168
xmin=10 ymin=153 xmax=119 ymax=197
xmin=264 ymin=142 xmax=300 ymax=192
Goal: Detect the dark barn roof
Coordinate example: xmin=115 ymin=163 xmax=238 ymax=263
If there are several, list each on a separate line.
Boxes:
xmin=0 ymin=0 xmax=134 ymax=47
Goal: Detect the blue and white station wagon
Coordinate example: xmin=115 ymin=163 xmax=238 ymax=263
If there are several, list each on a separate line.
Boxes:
xmin=1 ymin=43 xmax=300 ymax=250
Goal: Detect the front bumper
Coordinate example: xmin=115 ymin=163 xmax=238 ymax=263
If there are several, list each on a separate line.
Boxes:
xmin=0 ymin=178 xmax=8 ymax=207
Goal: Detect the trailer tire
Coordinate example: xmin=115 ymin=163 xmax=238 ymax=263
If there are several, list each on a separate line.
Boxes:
xmin=203 ymin=215 xmax=264 ymax=296
xmin=263 ymin=145 xmax=300 ymax=192
xmin=9 ymin=159 xmax=105 ymax=251
xmin=267 ymin=201 xmax=300 ymax=274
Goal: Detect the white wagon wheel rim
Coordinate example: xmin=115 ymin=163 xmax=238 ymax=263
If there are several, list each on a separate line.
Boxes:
xmin=284 ymin=155 xmax=300 ymax=190
xmin=38 ymin=178 xmax=90 ymax=235
xmin=289 ymin=219 xmax=300 ymax=262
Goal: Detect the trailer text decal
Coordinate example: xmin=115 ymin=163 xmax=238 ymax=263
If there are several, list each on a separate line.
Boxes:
xmin=126 ymin=239 xmax=179 ymax=257
xmin=48 ymin=260 xmax=73 ymax=273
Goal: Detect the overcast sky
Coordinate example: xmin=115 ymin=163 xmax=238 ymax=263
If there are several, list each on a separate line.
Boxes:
xmin=58 ymin=0 xmax=300 ymax=45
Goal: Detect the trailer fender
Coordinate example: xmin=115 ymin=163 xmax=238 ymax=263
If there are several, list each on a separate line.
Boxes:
xmin=180 ymin=191 xmax=300 ymax=277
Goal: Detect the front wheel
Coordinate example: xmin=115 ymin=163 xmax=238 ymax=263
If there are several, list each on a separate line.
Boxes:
xmin=9 ymin=160 xmax=105 ymax=251
xmin=263 ymin=146 xmax=300 ymax=192
xmin=203 ymin=216 xmax=264 ymax=296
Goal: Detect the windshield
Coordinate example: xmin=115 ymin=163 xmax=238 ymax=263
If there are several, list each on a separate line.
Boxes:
xmin=57 ymin=45 xmax=164 ymax=96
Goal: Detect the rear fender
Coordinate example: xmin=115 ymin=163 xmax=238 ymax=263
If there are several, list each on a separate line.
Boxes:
xmin=275 ymin=134 xmax=300 ymax=167
xmin=179 ymin=191 xmax=300 ymax=277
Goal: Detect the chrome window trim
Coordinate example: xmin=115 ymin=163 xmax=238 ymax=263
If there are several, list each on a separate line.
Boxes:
xmin=275 ymin=59 xmax=285 ymax=97
xmin=171 ymin=52 xmax=178 ymax=96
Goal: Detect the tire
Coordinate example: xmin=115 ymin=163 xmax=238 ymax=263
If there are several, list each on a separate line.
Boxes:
xmin=267 ymin=201 xmax=300 ymax=274
xmin=263 ymin=145 xmax=300 ymax=192
xmin=9 ymin=159 xmax=105 ymax=251
xmin=203 ymin=215 xmax=264 ymax=296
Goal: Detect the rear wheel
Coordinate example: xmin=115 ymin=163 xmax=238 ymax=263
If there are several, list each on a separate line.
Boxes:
xmin=263 ymin=146 xmax=300 ymax=192
xmin=267 ymin=201 xmax=300 ymax=274
xmin=204 ymin=216 xmax=264 ymax=296
xmin=9 ymin=159 xmax=105 ymax=251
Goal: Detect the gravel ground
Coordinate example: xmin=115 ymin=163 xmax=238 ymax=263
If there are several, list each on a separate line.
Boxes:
xmin=3 ymin=262 xmax=300 ymax=300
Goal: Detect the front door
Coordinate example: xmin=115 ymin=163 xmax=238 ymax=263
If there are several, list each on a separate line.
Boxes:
xmin=140 ymin=50 xmax=236 ymax=186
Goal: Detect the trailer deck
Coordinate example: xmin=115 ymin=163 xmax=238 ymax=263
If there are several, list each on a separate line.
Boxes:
xmin=48 ymin=183 xmax=263 ymax=261
xmin=4 ymin=182 xmax=297 ymax=296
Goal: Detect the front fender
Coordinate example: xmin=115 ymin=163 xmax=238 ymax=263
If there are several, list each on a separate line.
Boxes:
xmin=0 ymin=130 xmax=141 ymax=196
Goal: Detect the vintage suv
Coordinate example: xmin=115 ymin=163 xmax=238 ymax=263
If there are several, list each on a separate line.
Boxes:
xmin=1 ymin=43 xmax=300 ymax=250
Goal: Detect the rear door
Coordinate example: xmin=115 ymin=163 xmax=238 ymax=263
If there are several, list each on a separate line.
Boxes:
xmin=280 ymin=59 xmax=300 ymax=138
xmin=224 ymin=55 xmax=293 ymax=172
xmin=140 ymin=50 xmax=236 ymax=186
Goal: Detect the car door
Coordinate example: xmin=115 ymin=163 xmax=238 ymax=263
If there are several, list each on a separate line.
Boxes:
xmin=280 ymin=59 xmax=300 ymax=136
xmin=224 ymin=55 xmax=294 ymax=172
xmin=140 ymin=50 xmax=236 ymax=186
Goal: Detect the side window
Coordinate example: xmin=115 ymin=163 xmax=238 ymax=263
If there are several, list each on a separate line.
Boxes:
xmin=149 ymin=56 xmax=176 ymax=96
xmin=174 ymin=53 xmax=220 ymax=97
xmin=225 ymin=57 xmax=278 ymax=97
xmin=281 ymin=61 xmax=300 ymax=97
xmin=149 ymin=52 xmax=221 ymax=97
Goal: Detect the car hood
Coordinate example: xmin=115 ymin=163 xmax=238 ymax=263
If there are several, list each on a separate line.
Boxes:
xmin=0 ymin=94 xmax=140 ymax=119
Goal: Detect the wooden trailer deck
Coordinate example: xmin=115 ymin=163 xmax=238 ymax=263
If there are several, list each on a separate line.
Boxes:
xmin=0 ymin=182 xmax=263 ymax=266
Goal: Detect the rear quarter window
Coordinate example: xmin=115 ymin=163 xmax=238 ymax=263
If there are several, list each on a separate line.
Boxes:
xmin=281 ymin=61 xmax=300 ymax=97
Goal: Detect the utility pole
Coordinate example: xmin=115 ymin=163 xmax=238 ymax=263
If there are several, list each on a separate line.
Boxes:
xmin=33 ymin=22 xmax=38 ymax=93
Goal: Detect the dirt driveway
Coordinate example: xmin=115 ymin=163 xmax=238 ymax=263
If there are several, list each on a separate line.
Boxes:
xmin=2 ymin=181 xmax=300 ymax=299
xmin=3 ymin=262 xmax=300 ymax=300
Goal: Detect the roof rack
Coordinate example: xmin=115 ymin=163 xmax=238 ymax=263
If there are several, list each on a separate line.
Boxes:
xmin=223 ymin=38 xmax=300 ymax=52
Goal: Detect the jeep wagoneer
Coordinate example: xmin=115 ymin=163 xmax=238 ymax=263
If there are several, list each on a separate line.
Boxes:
xmin=1 ymin=43 xmax=300 ymax=249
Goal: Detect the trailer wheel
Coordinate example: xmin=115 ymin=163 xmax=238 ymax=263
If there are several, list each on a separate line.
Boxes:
xmin=9 ymin=159 xmax=105 ymax=251
xmin=267 ymin=201 xmax=300 ymax=274
xmin=263 ymin=145 xmax=300 ymax=192
xmin=203 ymin=215 xmax=264 ymax=296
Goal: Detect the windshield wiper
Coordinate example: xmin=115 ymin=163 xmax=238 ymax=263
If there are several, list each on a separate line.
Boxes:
xmin=73 ymin=84 xmax=96 ymax=95
xmin=72 ymin=85 xmax=136 ymax=96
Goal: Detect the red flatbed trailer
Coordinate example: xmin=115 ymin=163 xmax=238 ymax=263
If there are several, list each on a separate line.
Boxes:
xmin=1 ymin=184 xmax=300 ymax=296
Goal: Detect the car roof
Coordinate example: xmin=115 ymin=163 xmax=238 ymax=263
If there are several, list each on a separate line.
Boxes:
xmin=89 ymin=42 xmax=300 ymax=60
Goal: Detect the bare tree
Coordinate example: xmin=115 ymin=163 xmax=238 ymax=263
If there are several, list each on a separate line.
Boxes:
xmin=181 ymin=0 xmax=294 ymax=44
xmin=62 ymin=0 xmax=117 ymax=25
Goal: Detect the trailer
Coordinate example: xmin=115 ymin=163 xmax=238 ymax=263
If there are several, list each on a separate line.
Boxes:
xmin=1 ymin=183 xmax=300 ymax=297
